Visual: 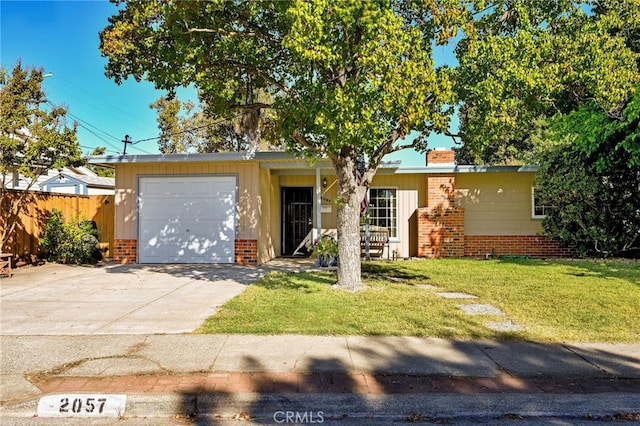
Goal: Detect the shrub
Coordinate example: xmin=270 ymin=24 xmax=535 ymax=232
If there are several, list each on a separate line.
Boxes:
xmin=40 ymin=209 xmax=101 ymax=264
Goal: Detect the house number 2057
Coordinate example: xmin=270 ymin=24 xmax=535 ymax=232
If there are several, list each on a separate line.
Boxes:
xmin=37 ymin=394 xmax=127 ymax=417
xmin=59 ymin=397 xmax=107 ymax=413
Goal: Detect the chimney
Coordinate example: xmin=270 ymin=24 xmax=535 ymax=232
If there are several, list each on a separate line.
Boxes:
xmin=426 ymin=148 xmax=455 ymax=166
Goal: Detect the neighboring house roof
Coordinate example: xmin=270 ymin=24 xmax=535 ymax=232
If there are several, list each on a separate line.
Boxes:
xmin=4 ymin=166 xmax=115 ymax=194
xmin=39 ymin=172 xmax=115 ymax=189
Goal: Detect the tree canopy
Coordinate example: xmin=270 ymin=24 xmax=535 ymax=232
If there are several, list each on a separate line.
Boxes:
xmin=455 ymin=0 xmax=639 ymax=164
xmin=150 ymin=91 xmax=279 ymax=154
xmin=536 ymin=87 xmax=640 ymax=257
xmin=100 ymin=0 xmax=638 ymax=288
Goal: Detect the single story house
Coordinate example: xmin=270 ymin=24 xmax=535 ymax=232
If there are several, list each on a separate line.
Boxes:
xmin=90 ymin=149 xmax=571 ymax=265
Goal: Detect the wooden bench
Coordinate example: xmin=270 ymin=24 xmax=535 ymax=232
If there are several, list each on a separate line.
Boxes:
xmin=0 ymin=253 xmax=13 ymax=278
xmin=360 ymin=227 xmax=389 ymax=259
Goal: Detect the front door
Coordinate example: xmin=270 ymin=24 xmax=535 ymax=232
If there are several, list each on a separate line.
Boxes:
xmin=281 ymin=187 xmax=313 ymax=256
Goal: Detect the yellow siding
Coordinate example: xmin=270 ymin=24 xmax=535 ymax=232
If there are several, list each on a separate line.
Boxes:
xmin=114 ymin=162 xmax=260 ymax=240
xmin=258 ymin=168 xmax=275 ymax=264
xmin=455 ymin=172 xmax=542 ymax=235
xmin=270 ymin=175 xmax=282 ymax=256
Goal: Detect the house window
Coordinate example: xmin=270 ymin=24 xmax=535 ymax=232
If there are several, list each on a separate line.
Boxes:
xmin=368 ymin=188 xmax=397 ymax=238
xmin=532 ymin=187 xmax=551 ymax=219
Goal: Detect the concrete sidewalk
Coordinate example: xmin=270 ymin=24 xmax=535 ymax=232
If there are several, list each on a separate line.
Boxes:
xmin=1 ymin=335 xmax=639 ymax=423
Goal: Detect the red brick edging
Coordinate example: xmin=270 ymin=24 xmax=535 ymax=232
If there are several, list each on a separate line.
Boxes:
xmin=32 ymin=373 xmax=640 ymax=395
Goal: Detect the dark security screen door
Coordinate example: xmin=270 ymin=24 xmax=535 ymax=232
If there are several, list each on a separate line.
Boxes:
xmin=281 ymin=187 xmax=313 ymax=256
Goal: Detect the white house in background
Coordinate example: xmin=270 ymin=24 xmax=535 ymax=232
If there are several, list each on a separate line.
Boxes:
xmin=6 ymin=166 xmax=115 ymax=195
xmin=3 ymin=129 xmax=115 ymax=195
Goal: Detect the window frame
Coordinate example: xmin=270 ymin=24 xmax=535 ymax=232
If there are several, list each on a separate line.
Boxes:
xmin=531 ymin=187 xmax=551 ymax=219
xmin=367 ymin=187 xmax=399 ymax=240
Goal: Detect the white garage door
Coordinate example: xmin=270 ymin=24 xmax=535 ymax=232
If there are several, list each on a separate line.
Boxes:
xmin=138 ymin=175 xmax=236 ymax=263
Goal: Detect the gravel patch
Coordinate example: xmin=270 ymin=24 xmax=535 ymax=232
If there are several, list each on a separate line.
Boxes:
xmin=414 ymin=284 xmax=438 ymax=289
xmin=458 ymin=304 xmax=505 ymax=315
xmin=437 ymin=292 xmax=479 ymax=299
xmin=486 ymin=321 xmax=525 ymax=332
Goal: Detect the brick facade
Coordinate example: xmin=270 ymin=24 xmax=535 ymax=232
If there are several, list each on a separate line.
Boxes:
xmin=113 ymin=238 xmax=259 ymax=265
xmin=416 ymin=151 xmax=572 ymax=259
xmin=464 ymin=235 xmax=573 ymax=258
xmin=417 ymin=207 xmax=465 ymax=257
xmin=417 ymin=173 xmax=465 ymax=258
xmin=235 ymin=239 xmax=258 ymax=265
xmin=114 ymin=239 xmax=137 ymax=264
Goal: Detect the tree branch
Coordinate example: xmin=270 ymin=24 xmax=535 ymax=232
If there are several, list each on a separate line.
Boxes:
xmin=230 ymin=102 xmax=273 ymax=111
xmin=227 ymin=60 xmax=296 ymax=99
xmin=291 ymin=130 xmax=326 ymax=156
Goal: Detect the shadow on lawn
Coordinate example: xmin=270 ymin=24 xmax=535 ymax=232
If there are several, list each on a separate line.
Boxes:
xmin=362 ymin=261 xmax=431 ymax=282
xmin=172 ymin=337 xmax=640 ymax=424
xmin=495 ymin=258 xmax=640 ymax=287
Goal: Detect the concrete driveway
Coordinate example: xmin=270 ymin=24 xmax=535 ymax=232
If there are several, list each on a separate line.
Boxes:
xmin=0 ymin=262 xmax=268 ymax=335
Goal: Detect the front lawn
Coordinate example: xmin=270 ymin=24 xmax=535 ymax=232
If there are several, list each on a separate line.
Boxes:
xmin=196 ymin=258 xmax=640 ymax=342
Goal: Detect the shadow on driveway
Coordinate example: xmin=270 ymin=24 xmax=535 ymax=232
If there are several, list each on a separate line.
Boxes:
xmin=104 ymin=263 xmax=273 ymax=286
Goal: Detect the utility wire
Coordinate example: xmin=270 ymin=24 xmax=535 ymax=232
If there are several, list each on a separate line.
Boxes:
xmin=130 ymin=116 xmax=237 ymax=144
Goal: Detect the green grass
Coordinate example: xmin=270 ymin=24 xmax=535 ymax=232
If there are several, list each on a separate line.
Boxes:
xmin=196 ymin=258 xmax=640 ymax=343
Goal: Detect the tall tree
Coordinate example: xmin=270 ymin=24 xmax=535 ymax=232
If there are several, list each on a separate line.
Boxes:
xmin=455 ymin=0 xmax=639 ymax=164
xmin=101 ymin=0 xmax=455 ymax=290
xmin=0 ymin=61 xmax=83 ymax=251
xmin=536 ymin=88 xmax=640 ymax=256
xmin=100 ymin=0 xmax=637 ymax=289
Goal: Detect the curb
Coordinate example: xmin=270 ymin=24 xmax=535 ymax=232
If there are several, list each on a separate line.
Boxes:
xmin=3 ymin=392 xmax=640 ymax=423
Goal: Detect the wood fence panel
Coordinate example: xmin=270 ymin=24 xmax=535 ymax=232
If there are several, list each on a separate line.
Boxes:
xmin=1 ymin=190 xmax=115 ymax=260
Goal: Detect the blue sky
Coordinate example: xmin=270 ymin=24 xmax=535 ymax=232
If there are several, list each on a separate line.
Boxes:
xmin=1 ymin=0 xmax=454 ymax=166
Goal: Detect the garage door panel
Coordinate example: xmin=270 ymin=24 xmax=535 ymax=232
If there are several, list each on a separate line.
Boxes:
xmin=139 ymin=176 xmax=236 ymax=264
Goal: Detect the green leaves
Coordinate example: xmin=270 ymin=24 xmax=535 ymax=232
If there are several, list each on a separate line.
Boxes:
xmin=100 ymin=0 xmax=456 ymax=166
xmin=1 ymin=62 xmax=82 ymax=178
xmin=536 ymin=88 xmax=640 ymax=256
xmin=456 ymin=1 xmax=639 ymax=164
xmin=1 ymin=61 xmax=83 ymax=250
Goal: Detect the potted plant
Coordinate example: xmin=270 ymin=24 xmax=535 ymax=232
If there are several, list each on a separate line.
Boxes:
xmin=313 ymin=237 xmax=339 ymax=267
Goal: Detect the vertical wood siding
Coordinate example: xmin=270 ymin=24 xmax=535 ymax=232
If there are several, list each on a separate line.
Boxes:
xmin=2 ymin=190 xmax=114 ymax=258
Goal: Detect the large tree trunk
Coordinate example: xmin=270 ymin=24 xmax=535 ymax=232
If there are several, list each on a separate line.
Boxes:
xmin=332 ymin=153 xmax=367 ymax=292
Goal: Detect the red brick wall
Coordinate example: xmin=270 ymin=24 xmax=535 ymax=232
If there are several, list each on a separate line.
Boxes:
xmin=114 ymin=239 xmax=137 ymax=264
xmin=427 ymin=175 xmax=456 ymax=207
xmin=235 ymin=239 xmax=258 ymax=265
xmin=464 ymin=235 xmax=574 ymax=258
xmin=114 ymin=238 xmax=259 ymax=265
xmin=416 ymin=169 xmax=573 ymax=259
xmin=417 ymin=207 xmax=465 ymax=258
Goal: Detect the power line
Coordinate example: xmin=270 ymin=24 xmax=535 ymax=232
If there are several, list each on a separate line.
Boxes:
xmin=45 ymin=76 xmax=162 ymax=138
xmin=130 ymin=116 xmax=238 ymax=145
xmin=45 ymin=100 xmax=124 ymax=153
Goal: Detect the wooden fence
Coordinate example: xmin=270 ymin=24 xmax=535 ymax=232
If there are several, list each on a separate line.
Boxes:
xmin=1 ymin=190 xmax=114 ymax=260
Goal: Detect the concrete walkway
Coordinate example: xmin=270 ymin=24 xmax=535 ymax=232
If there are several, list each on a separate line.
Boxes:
xmin=1 ymin=334 xmax=639 ymax=423
xmin=1 ymin=262 xmax=639 ymax=423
